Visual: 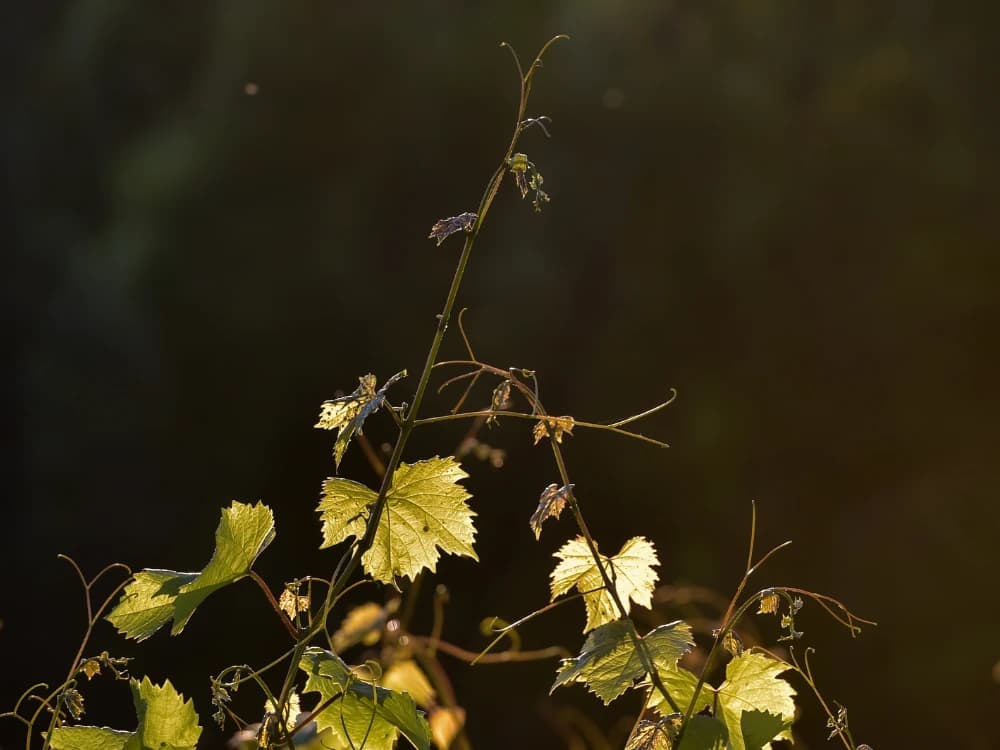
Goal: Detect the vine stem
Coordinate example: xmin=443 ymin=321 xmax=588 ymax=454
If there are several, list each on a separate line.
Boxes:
xmin=270 ymin=35 xmax=569 ymax=740
xmin=547 ymin=436 xmax=681 ymax=715
xmin=433 ymin=360 xmax=681 ymax=714
xmin=36 ymin=557 xmax=131 ymax=750
xmin=249 ymin=571 xmax=298 ymax=639
xmin=414 ymin=409 xmax=670 ymax=447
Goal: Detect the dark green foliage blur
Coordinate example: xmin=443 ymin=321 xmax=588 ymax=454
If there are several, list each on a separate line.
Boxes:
xmin=6 ymin=2 xmax=999 ymax=748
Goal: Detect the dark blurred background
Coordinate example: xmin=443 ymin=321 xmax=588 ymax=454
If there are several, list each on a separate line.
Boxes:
xmin=5 ymin=2 xmax=999 ymax=748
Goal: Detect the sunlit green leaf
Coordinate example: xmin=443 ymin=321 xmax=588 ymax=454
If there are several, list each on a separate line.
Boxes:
xmin=105 ymin=569 xmax=196 ymax=641
xmin=48 ymin=727 xmax=132 ymax=750
xmin=648 ymin=651 xmax=795 ymax=750
xmin=315 ymin=372 xmax=406 ymax=469
xmin=382 ymin=660 xmax=435 ymax=709
xmin=318 ymin=456 xmax=477 ymax=586
xmin=646 ymin=664 xmax=710 ymax=717
xmin=48 ymin=678 xmax=201 ymax=750
xmin=552 ymin=619 xmax=692 ymax=704
xmin=715 ymin=652 xmax=795 ymax=750
xmin=550 ymin=536 xmax=660 ymax=632
xmin=429 ymin=706 xmax=465 ymax=750
xmin=107 ymin=502 xmax=275 ymax=640
xmin=129 ymin=676 xmax=202 ymax=750
xmin=677 ymin=716 xmax=728 ymax=750
xmin=299 ymin=648 xmax=431 ymax=750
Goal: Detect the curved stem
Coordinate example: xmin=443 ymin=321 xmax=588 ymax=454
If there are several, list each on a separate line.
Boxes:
xmin=38 ymin=558 xmax=132 ymax=750
xmin=547 ymin=438 xmax=680 ymax=714
xmin=271 ymin=34 xmax=569 ymax=722
xmin=607 ymin=389 xmax=678 ymax=428
xmin=249 ymin=571 xmax=298 ymax=639
xmin=410 ymin=635 xmax=567 ymax=664
xmin=415 ymin=409 xmax=669 ymax=447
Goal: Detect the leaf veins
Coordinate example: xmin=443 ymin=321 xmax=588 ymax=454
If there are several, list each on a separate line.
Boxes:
xmin=551 ymin=619 xmax=693 ymax=704
xmin=550 ymin=536 xmax=660 ymax=632
xmin=107 ymin=501 xmax=275 ymax=640
xmin=647 ymin=651 xmax=797 ymax=750
xmin=317 ymin=456 xmax=478 ymax=587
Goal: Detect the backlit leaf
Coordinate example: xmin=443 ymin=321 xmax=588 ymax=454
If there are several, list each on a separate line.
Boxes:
xmin=315 ymin=372 xmax=406 ymax=470
xmin=107 ymin=502 xmax=275 ymax=640
xmin=279 ymin=586 xmax=310 ymax=620
xmin=48 ymin=677 xmax=202 ymax=750
xmin=552 ymin=619 xmax=693 ymax=704
xmin=105 ymin=570 xmax=195 ymax=642
xmin=532 ymin=415 xmax=575 ymax=444
xmin=299 ymin=648 xmax=431 ymax=750
xmin=382 ymin=660 xmax=435 ymax=708
xmin=757 ymin=591 xmax=779 ymax=615
xmin=647 ymin=651 xmax=796 ymax=750
xmin=318 ymin=456 xmax=477 ymax=586
xmin=645 ymin=665 xmax=712 ymax=717
xmin=550 ymin=536 xmax=660 ymax=632
xmin=429 ymin=707 xmax=465 ymax=750
xmin=130 ymin=676 xmax=203 ymax=750
xmin=486 ymin=380 xmax=512 ymax=427
xmin=529 ymin=483 xmax=572 ymax=540
xmin=677 ymin=716 xmax=729 ymax=750
xmin=47 ymin=726 xmax=132 ymax=750
xmin=626 ymin=718 xmax=678 ymax=750
xmin=428 ymin=212 xmax=477 ymax=246
xmin=263 ymin=691 xmax=301 ymax=737
xmin=715 ymin=652 xmax=795 ymax=750
xmin=332 ymin=602 xmax=386 ymax=652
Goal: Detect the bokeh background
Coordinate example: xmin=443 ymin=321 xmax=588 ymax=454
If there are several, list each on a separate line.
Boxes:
xmin=6 ymin=2 xmax=999 ymax=748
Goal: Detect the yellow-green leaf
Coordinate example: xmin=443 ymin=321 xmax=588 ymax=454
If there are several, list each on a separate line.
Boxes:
xmin=550 ymin=536 xmax=660 ymax=632
xmin=318 ymin=456 xmax=477 ymax=586
xmin=315 ymin=372 xmax=405 ymax=469
xmin=552 ymin=619 xmax=693 ymax=704
xmin=47 ymin=726 xmax=132 ymax=750
xmin=715 ymin=652 xmax=796 ymax=750
xmin=648 ymin=651 xmax=796 ymax=750
xmin=299 ymin=648 xmax=431 ymax=750
xmin=429 ymin=706 xmax=465 ymax=750
xmin=107 ymin=502 xmax=275 ymax=640
xmin=677 ymin=716 xmax=729 ymax=750
xmin=130 ymin=676 xmax=203 ymax=750
xmin=382 ymin=660 xmax=435 ymax=708
xmin=48 ymin=677 xmax=202 ymax=750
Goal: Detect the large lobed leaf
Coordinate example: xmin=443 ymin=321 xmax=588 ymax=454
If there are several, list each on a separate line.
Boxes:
xmin=299 ymin=648 xmax=431 ymax=750
xmin=107 ymin=501 xmax=275 ymax=640
xmin=550 ymin=536 xmax=660 ymax=632
xmin=648 ymin=651 xmax=796 ymax=750
xmin=48 ymin=677 xmax=201 ymax=750
xmin=317 ymin=456 xmax=477 ymax=586
xmin=552 ymin=619 xmax=693 ymax=704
